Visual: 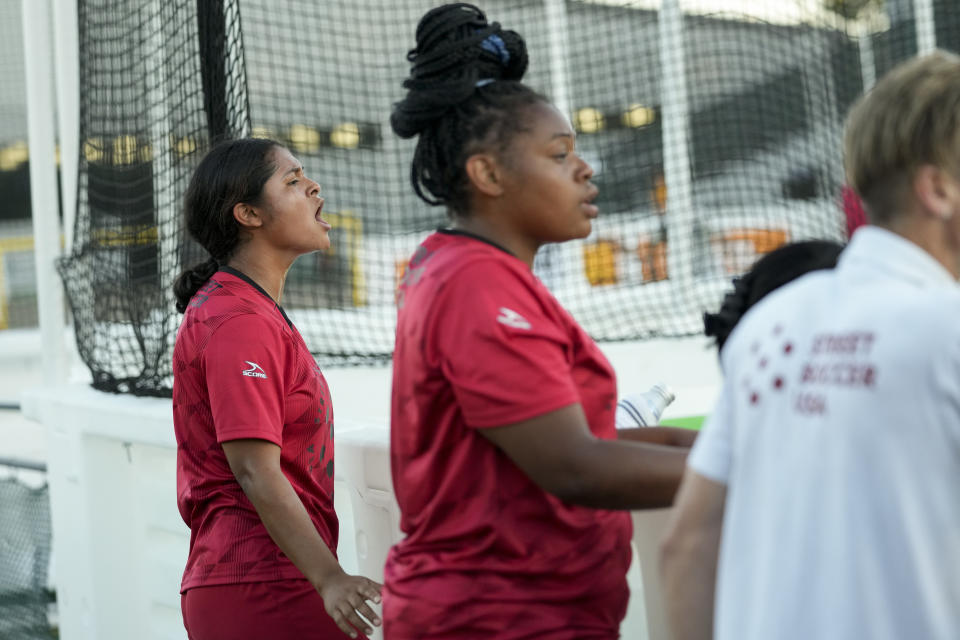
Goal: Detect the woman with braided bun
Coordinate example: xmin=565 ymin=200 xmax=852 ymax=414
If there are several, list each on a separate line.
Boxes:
xmin=171 ymin=138 xmax=381 ymax=639
xmin=386 ymin=5 xmax=694 ymax=638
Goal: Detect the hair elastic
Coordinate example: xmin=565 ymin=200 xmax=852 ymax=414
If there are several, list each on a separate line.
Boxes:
xmin=480 ymin=33 xmax=510 ymax=65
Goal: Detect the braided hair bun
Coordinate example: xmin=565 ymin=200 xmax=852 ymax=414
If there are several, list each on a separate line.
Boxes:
xmin=391 ymin=3 xmax=529 ymax=139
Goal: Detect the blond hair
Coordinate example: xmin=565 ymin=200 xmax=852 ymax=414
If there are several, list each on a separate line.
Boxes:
xmin=844 ymin=50 xmax=960 ymax=224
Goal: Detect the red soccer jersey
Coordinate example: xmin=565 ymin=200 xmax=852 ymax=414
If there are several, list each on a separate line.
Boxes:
xmin=385 ymin=230 xmax=633 ymax=639
xmin=841 ymin=184 xmax=867 ymax=239
xmin=173 ymin=267 xmax=338 ymax=592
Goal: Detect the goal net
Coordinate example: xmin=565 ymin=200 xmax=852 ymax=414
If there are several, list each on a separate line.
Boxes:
xmin=57 ymin=0 xmax=959 ymax=395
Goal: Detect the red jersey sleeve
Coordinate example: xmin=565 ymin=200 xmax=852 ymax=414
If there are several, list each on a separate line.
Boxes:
xmin=203 ymin=313 xmax=287 ymax=445
xmin=432 ymin=260 xmax=579 ymax=428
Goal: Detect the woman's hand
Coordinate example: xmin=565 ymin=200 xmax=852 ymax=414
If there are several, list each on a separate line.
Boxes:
xmin=222 ymin=439 xmax=383 ymax=637
xmin=317 ymin=570 xmax=383 ymax=638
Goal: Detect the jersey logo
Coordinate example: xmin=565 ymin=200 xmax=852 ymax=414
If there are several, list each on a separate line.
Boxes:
xmin=496 ymin=307 xmax=532 ymax=330
xmin=241 ymin=361 xmax=268 ymax=379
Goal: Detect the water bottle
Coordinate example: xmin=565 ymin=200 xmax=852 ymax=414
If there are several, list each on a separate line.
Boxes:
xmin=615 ymin=383 xmax=676 ymax=428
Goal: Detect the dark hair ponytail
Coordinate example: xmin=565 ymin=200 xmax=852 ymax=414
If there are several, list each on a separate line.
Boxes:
xmin=704 ymin=240 xmax=845 ymax=354
xmin=173 ymin=257 xmax=220 ymax=313
xmin=391 ymin=3 xmax=544 ymax=214
xmin=173 ymin=137 xmax=282 ymax=313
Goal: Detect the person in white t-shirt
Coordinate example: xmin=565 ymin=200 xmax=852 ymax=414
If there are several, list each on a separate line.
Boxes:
xmin=660 ymin=50 xmax=960 ymax=640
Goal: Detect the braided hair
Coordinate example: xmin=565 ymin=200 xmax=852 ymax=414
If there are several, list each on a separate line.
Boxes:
xmin=391 ymin=3 xmax=546 ymax=215
xmin=172 ymin=137 xmax=282 ymax=313
xmin=703 ymin=240 xmax=844 ymax=354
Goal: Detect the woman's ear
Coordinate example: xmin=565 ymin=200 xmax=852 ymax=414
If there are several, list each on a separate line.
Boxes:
xmin=465 ymin=153 xmax=505 ymax=198
xmin=232 ymin=202 xmax=264 ymax=229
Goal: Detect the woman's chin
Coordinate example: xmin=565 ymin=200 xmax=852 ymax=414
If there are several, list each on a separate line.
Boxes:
xmin=573 ymin=219 xmax=593 ymax=240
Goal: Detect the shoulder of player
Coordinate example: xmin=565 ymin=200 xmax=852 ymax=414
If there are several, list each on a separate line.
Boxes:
xmin=895 ymin=286 xmax=960 ymax=337
xmin=184 ymin=272 xmax=252 ymax=311
xmin=412 ymin=231 xmax=534 ymax=288
xmin=724 ymin=271 xmax=960 ymax=364
xmin=200 ymin=273 xmax=286 ymax=315
xmin=418 ymin=250 xmax=553 ymax=337
xmin=719 ymin=273 xmax=827 ymax=364
xmin=436 ymin=246 xmax=533 ymax=290
xmin=203 ymin=309 xmax=288 ymax=349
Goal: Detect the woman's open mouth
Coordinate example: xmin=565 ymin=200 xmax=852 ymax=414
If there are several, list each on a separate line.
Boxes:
xmin=316 ymin=201 xmax=332 ymax=230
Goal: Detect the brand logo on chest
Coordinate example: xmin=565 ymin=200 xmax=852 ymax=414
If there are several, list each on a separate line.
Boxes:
xmin=241 ymin=361 xmax=268 ymax=379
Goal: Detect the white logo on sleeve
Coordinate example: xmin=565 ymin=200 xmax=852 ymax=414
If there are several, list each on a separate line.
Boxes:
xmin=496 ymin=307 xmax=532 ymax=330
xmin=242 ymin=361 xmax=268 ymax=379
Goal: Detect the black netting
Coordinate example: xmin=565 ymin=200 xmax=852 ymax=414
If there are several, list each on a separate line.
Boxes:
xmin=0 ymin=468 xmax=55 ymax=639
xmin=60 ymin=0 xmax=248 ymax=395
xmin=60 ymin=0 xmax=960 ymax=396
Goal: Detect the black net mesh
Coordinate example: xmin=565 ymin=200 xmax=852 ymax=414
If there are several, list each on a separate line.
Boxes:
xmin=0 ymin=469 xmax=55 ymax=639
xmin=59 ymin=0 xmax=960 ymax=396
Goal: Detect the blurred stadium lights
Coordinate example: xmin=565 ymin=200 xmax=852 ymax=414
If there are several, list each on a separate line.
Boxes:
xmin=330 ymin=122 xmax=360 ymax=149
xmin=288 ymin=123 xmax=322 ymax=153
xmin=0 ymin=142 xmax=28 ymax=172
xmin=2 ymin=122 xmax=379 ymax=173
xmin=174 ymin=135 xmax=197 ymax=158
xmin=113 ymin=134 xmax=138 ymax=165
xmin=574 ymin=104 xmax=657 ymax=133
xmin=251 ymin=126 xmax=274 ymax=139
xmin=276 ymin=122 xmax=378 ymax=152
xmin=82 ymin=137 xmax=103 ymax=164
xmin=622 ymin=103 xmax=656 ymax=128
xmin=574 ymin=107 xmax=605 ymax=134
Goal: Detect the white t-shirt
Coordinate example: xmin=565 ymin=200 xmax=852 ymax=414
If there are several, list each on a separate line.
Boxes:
xmin=690 ymin=226 xmax=960 ymax=640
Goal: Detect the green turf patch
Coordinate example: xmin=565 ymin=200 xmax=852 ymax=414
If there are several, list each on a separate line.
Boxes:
xmin=660 ymin=415 xmax=705 ymax=430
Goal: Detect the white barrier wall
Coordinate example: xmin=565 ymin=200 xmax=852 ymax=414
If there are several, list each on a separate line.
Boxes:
xmin=0 ymin=329 xmax=46 ymax=406
xmin=21 ymin=386 xmax=183 ymax=640
xmin=19 ymin=336 xmax=721 ymax=640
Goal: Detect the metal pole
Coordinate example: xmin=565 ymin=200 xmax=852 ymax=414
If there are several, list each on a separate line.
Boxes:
xmin=149 ymin=0 xmax=178 ymax=319
xmin=0 ymin=456 xmax=48 ymax=472
xmin=857 ymin=28 xmax=876 ymax=91
xmin=539 ymin=0 xmax=573 ymax=292
xmin=659 ymin=0 xmax=695 ymax=298
xmin=914 ymin=0 xmax=936 ymax=55
xmin=544 ymin=0 xmax=572 ymax=120
xmin=22 ymin=0 xmax=68 ymax=385
xmin=53 ymin=0 xmax=79 ymax=252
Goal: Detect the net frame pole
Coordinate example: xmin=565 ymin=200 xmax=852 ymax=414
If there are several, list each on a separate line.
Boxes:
xmin=802 ymin=24 xmax=843 ymax=194
xmin=539 ymin=0 xmax=572 ymax=293
xmin=544 ymin=0 xmax=572 ymax=119
xmin=914 ymin=0 xmax=936 ymax=54
xmin=857 ymin=25 xmax=876 ymax=90
xmin=53 ymin=0 xmax=79 ymax=253
xmin=197 ymin=0 xmax=228 ymax=140
xmin=659 ymin=0 xmax=695 ymax=317
xmin=197 ymin=0 xmax=250 ymax=140
xmin=22 ymin=0 xmax=68 ymax=385
xmin=148 ymin=0 xmax=178 ymax=320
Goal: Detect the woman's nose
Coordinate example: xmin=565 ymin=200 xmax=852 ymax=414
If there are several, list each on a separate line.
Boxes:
xmin=580 ymin=156 xmax=594 ymax=180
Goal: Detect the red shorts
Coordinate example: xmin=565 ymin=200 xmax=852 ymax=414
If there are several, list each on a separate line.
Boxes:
xmin=181 ymin=579 xmax=366 ymax=640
